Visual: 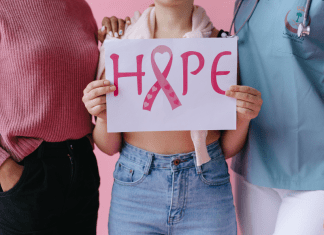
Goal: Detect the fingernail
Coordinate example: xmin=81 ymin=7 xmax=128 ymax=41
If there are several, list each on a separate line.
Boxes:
xmin=114 ymin=32 xmax=119 ymax=38
xmin=110 ymin=86 xmax=116 ymax=91
xmin=119 ymin=30 xmax=123 ymax=35
xmin=126 ymin=21 xmax=131 ymax=25
xmin=104 ymin=80 xmax=110 ymax=85
xmin=101 ymin=26 xmax=106 ymax=32
xmin=109 ymin=31 xmax=113 ymax=37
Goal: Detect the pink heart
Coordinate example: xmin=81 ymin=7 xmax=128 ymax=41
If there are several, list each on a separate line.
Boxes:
xmin=174 ymin=100 xmax=180 ymax=105
xmin=169 ymin=92 xmax=175 ymax=98
xmin=147 ymin=94 xmax=152 ymax=100
xmin=144 ymin=102 xmax=150 ymax=108
xmin=154 ymin=51 xmax=170 ymax=73
xmin=164 ymin=84 xmax=171 ymax=90
xmin=152 ymin=86 xmax=157 ymax=92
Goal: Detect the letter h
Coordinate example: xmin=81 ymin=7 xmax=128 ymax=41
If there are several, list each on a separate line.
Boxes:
xmin=110 ymin=54 xmax=145 ymax=96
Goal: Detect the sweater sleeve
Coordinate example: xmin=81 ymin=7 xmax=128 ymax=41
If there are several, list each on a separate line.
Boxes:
xmin=0 ymin=142 xmax=11 ymax=167
xmin=0 ymin=13 xmax=10 ymax=167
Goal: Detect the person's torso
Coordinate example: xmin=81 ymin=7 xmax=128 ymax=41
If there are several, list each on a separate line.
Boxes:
xmin=124 ymin=22 xmax=221 ymax=155
xmin=0 ymin=0 xmax=99 ymax=146
xmin=231 ymin=0 xmax=324 ymax=190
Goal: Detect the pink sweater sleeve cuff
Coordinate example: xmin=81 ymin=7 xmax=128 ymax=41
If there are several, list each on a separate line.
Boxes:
xmin=0 ymin=147 xmax=11 ymax=167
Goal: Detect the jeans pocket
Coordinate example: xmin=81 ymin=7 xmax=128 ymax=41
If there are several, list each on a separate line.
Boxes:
xmin=0 ymin=159 xmax=30 ymax=196
xmin=113 ymin=157 xmax=146 ymax=186
xmin=199 ymin=157 xmax=230 ymax=186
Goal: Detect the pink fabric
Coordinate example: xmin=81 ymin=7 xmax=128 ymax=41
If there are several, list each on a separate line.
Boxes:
xmin=97 ymin=6 xmax=213 ymax=80
xmin=97 ymin=6 xmax=213 ymax=166
xmin=0 ymin=0 xmax=99 ymax=166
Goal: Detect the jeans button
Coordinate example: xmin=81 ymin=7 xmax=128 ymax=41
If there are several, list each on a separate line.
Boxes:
xmin=174 ymin=159 xmax=180 ymax=166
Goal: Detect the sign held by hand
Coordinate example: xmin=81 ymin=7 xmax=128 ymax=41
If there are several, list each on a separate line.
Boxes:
xmin=104 ymin=38 xmax=237 ymax=132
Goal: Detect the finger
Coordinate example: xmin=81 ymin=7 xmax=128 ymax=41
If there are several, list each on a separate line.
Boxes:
xmin=237 ymin=107 xmax=258 ymax=120
xmin=87 ymin=85 xmax=116 ymax=101
xmin=91 ymin=104 xmax=106 ymax=117
xmin=125 ymin=17 xmax=131 ymax=25
xmin=149 ymin=3 xmax=155 ymax=7
xmin=236 ymin=100 xmax=259 ymax=112
xmin=87 ymin=95 xmax=107 ymax=109
xmin=229 ymin=85 xmax=261 ymax=96
xmin=83 ymin=80 xmax=110 ymax=95
xmin=98 ymin=30 xmax=106 ymax=43
xmin=226 ymin=90 xmax=262 ymax=104
xmin=100 ymin=25 xmax=106 ymax=33
xmin=118 ymin=18 xmax=125 ymax=36
xmin=102 ymin=17 xmax=113 ymax=37
xmin=110 ymin=16 xmax=119 ymax=38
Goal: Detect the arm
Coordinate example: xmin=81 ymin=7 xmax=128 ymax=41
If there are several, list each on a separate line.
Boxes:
xmin=93 ymin=118 xmax=122 ymax=156
xmin=82 ymin=79 xmax=122 ymax=156
xmin=220 ymin=114 xmax=250 ymax=159
xmin=221 ymin=67 xmax=263 ymax=159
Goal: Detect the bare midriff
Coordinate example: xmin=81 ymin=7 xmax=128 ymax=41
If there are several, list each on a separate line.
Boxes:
xmin=124 ymin=130 xmax=221 ymax=155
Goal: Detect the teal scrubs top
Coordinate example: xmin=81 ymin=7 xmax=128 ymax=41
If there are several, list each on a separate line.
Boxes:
xmin=231 ymin=0 xmax=324 ymax=190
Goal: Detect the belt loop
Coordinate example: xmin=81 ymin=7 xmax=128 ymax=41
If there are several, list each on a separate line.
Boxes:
xmin=192 ymin=153 xmax=202 ymax=175
xmin=143 ymin=153 xmax=153 ymax=175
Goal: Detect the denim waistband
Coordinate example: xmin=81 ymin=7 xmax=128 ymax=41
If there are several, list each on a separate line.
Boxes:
xmin=120 ymin=140 xmax=223 ymax=172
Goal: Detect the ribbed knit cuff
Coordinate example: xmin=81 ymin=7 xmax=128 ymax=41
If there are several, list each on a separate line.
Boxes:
xmin=0 ymin=147 xmax=11 ymax=168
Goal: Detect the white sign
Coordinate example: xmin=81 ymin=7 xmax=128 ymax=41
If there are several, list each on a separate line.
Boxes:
xmin=104 ymin=38 xmax=237 ymax=133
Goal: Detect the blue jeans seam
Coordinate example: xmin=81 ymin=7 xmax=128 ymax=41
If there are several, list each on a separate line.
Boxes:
xmin=113 ymin=174 xmax=148 ymax=186
xmin=171 ymin=171 xmax=189 ymax=224
xmin=198 ymin=174 xmax=230 ymax=186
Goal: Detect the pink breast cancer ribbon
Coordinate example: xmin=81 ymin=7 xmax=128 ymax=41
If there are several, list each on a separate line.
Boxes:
xmin=143 ymin=45 xmax=182 ymax=111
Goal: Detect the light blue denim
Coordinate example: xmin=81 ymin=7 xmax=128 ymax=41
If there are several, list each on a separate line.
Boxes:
xmin=108 ymin=141 xmax=237 ymax=235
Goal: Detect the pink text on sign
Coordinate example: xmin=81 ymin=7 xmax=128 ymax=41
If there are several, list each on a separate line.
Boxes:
xmin=109 ymin=45 xmax=232 ymax=111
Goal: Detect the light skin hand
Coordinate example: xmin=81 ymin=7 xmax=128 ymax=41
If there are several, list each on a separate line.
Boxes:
xmin=82 ymin=76 xmax=116 ymax=121
xmin=0 ymin=158 xmax=24 ymax=192
xmin=220 ymin=85 xmax=262 ymax=158
xmin=225 ymin=85 xmax=263 ymax=121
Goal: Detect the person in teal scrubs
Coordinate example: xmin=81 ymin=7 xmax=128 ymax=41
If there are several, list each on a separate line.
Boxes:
xmin=98 ymin=0 xmax=324 ymax=233
xmin=231 ymin=0 xmax=324 ymax=234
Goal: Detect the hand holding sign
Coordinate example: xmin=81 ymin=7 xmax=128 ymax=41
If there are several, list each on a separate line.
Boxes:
xmin=226 ymin=85 xmax=263 ymax=121
xmin=82 ymin=79 xmax=116 ymax=121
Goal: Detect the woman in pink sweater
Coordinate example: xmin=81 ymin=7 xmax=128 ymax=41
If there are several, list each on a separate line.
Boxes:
xmin=0 ymin=1 xmax=100 ymax=234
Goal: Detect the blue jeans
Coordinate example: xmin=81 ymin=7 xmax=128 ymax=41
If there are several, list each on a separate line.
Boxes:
xmin=108 ymin=141 xmax=237 ymax=235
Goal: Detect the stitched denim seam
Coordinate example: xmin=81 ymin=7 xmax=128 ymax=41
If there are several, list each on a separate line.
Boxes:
xmin=198 ymin=174 xmax=230 ymax=186
xmin=113 ymin=174 xmax=147 ymax=186
xmin=117 ymin=162 xmax=133 ymax=171
xmin=120 ymin=153 xmax=146 ymax=166
xmin=171 ymin=170 xmax=189 ymax=224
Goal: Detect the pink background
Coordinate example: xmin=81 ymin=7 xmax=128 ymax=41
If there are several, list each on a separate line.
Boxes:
xmin=85 ymin=0 xmax=238 ymax=234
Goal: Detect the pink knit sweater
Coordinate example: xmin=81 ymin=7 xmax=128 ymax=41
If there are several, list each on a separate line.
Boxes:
xmin=0 ymin=0 xmax=99 ymax=166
